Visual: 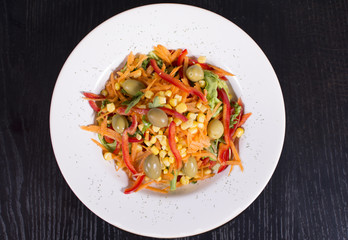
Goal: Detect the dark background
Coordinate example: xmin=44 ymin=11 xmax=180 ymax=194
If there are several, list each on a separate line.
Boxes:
xmin=1 ymin=0 xmax=347 ymax=239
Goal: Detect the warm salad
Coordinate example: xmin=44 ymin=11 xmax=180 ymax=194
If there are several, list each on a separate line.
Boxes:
xmin=81 ymin=45 xmax=251 ymax=194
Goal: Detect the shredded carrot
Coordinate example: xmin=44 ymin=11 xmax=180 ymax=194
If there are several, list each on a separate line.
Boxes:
xmin=146 ymin=186 xmax=168 ymax=194
xmin=135 ymin=180 xmax=155 ymax=192
xmin=208 ymin=64 xmax=234 ymax=76
xmin=91 ymin=138 xmax=109 ymax=152
xmin=238 ymin=112 xmax=252 ymax=127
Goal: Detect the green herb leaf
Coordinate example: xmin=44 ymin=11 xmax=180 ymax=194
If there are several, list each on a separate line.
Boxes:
xmin=141 ymin=115 xmax=152 ymax=133
xmin=170 ymin=170 xmax=177 ymax=191
xmin=142 ymin=51 xmax=163 ymax=69
xmin=230 ymin=103 xmax=242 ymax=128
xmin=148 ymin=96 xmax=164 ymax=108
xmin=98 ymin=134 xmax=117 ymax=152
xmin=120 ymin=63 xmax=127 ymax=73
xmin=121 ymin=91 xmax=144 ymax=114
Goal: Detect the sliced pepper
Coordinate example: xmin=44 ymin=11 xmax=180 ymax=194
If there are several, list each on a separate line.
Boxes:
xmin=82 ymin=92 xmax=105 ymax=100
xmin=150 ymin=59 xmax=207 ymax=102
xmin=128 ymin=137 xmax=143 ymax=143
xmin=121 ymin=115 xmax=138 ymax=174
xmin=168 ymin=121 xmax=182 ymax=170
xmin=88 ymin=101 xmax=100 ymax=112
xmin=177 ymin=49 xmax=187 ymax=66
xmin=217 ymin=88 xmax=231 ymax=146
xmin=217 ymin=143 xmax=229 ymax=173
xmin=159 ymin=107 xmax=188 ymax=122
xmin=124 ymin=175 xmax=145 ymax=194
xmin=188 ymin=58 xmax=212 ymax=70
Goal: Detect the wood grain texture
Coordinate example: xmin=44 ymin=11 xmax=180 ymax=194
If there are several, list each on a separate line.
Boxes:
xmin=1 ymin=0 xmax=347 ymax=239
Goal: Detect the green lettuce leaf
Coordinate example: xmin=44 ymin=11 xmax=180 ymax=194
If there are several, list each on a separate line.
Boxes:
xmin=98 ymin=134 xmax=117 ymax=152
xmin=121 ymin=91 xmax=144 ymax=114
xmin=142 ymin=51 xmax=163 ymax=69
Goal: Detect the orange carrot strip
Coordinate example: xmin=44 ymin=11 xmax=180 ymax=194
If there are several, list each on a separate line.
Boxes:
xmin=91 ymin=138 xmax=108 ymax=152
xmin=238 ymin=112 xmax=252 ymax=127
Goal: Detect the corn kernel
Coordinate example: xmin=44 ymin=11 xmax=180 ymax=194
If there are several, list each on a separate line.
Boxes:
xmin=168 ymin=117 xmax=173 ymax=122
xmin=175 ymin=136 xmax=178 ymax=142
xmin=163 ymin=157 xmax=170 ymax=167
xmin=145 ymin=176 xmax=150 ymax=181
xmin=197 ymin=113 xmax=205 ymax=123
xmin=180 ymin=176 xmax=190 ymax=185
xmin=177 ymin=144 xmax=183 ymax=150
xmin=100 ymin=89 xmax=108 ymax=97
xmin=161 ymin=162 xmax=166 ymax=169
xmin=158 ymin=91 xmax=165 ymax=96
xmin=168 ymin=156 xmax=175 ymax=163
xmin=145 ymin=90 xmax=154 ymax=99
xmin=204 ymin=169 xmax=212 ymax=175
xmin=176 ymin=103 xmax=187 ymax=113
xmin=181 ymin=152 xmax=187 ymax=158
xmin=115 ymin=83 xmax=121 ymax=90
xmin=106 ymin=103 xmax=115 ymax=112
xmin=144 ymin=140 xmax=152 ymax=147
xmin=103 ymin=152 xmax=113 ymax=161
xmin=198 ymin=56 xmax=206 ymax=63
xmin=163 ymin=169 xmax=168 ymax=174
xmin=158 ymin=130 xmax=163 ymax=135
xmin=152 ymin=126 xmax=160 ymax=132
xmin=181 ymin=119 xmax=194 ymax=130
xmin=236 ymin=127 xmax=244 ymax=138
xmin=174 ymin=94 xmax=182 ymax=101
xmin=197 ymin=123 xmax=204 ymax=129
xmin=179 ymin=148 xmax=186 ymax=155
xmin=197 ymin=104 xmax=208 ymax=113
xmin=159 ymin=150 xmax=167 ymax=159
xmin=187 ymin=113 xmax=197 ymax=120
xmin=168 ymin=150 xmax=174 ymax=157
xmin=188 ymin=127 xmax=198 ymax=134
xmin=138 ymin=123 xmax=144 ymax=131
xmin=173 ymin=118 xmax=182 ymax=126
xmin=160 ymin=138 xmax=168 ymax=147
xmin=196 ymin=102 xmax=202 ymax=109
xmin=198 ymin=80 xmax=206 ymax=88
xmin=192 ymin=121 xmax=199 ymax=128
xmin=131 ymin=69 xmax=141 ymax=78
xmin=161 ymin=145 xmax=168 ymax=151
xmin=136 ymin=144 xmax=143 ymax=152
xmin=151 ymin=146 xmax=159 ymax=155
xmin=164 ymin=104 xmax=172 ymax=109
xmin=165 ymin=90 xmax=172 ymax=97
xmin=158 ymin=96 xmax=166 ymax=105
xmin=156 ymin=176 xmax=162 ymax=181
xmin=150 ymin=136 xmax=157 ymax=144
xmin=169 ymin=98 xmax=178 ymax=107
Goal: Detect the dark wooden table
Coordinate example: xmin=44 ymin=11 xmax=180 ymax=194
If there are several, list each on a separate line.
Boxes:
xmin=1 ymin=0 xmax=347 ymax=239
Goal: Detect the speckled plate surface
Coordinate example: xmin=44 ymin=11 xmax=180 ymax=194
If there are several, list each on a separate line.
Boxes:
xmin=50 ymin=4 xmax=285 ymax=238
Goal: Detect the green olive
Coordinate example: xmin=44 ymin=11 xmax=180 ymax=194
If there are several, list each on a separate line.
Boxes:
xmin=111 ymin=114 xmax=129 ymax=134
xmin=144 ymin=154 xmax=161 ymax=179
xmin=183 ymin=157 xmax=198 ymax=178
xmin=186 ymin=64 xmax=204 ymax=82
xmin=121 ymin=79 xmax=145 ymax=96
xmin=147 ymin=108 xmax=168 ymax=128
xmin=207 ymin=119 xmax=224 ymax=139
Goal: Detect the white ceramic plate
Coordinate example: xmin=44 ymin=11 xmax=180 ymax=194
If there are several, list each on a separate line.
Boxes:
xmin=50 ymin=4 xmax=285 ymax=238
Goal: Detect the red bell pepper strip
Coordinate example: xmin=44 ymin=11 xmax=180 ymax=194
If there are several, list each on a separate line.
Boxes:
xmin=88 ymin=101 xmax=100 ymax=112
xmin=128 ymin=137 xmax=143 ymax=143
xmin=127 ymin=115 xmax=138 ymax=135
xmin=168 ymin=122 xmax=182 ymax=170
xmin=190 ymin=88 xmax=207 ymax=102
xmin=150 ymin=59 xmax=207 ymax=102
xmin=187 ymin=58 xmax=212 ymax=70
xmin=217 ymin=143 xmax=230 ymax=173
xmin=159 ymin=107 xmax=188 ymax=122
xmin=124 ymin=174 xmax=145 ymax=194
xmin=113 ymin=142 xmax=121 ymax=155
xmin=229 ymin=102 xmax=244 ymax=139
xmin=237 ymin=113 xmax=252 ymax=128
xmin=82 ymin=92 xmax=105 ymax=100
xmin=217 ymin=88 xmax=231 ymax=146
xmin=104 ymin=135 xmax=115 ymax=143
xmin=116 ymin=107 xmax=150 ymax=115
xmin=150 ymin=59 xmax=190 ymax=92
xmin=177 ymin=49 xmax=188 ymax=77
xmin=177 ymin=49 xmax=187 ymax=66
xmin=121 ymin=115 xmax=139 ymax=174
xmin=219 ymin=76 xmax=228 ymax=81
xmin=121 ymin=130 xmax=138 ymax=174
